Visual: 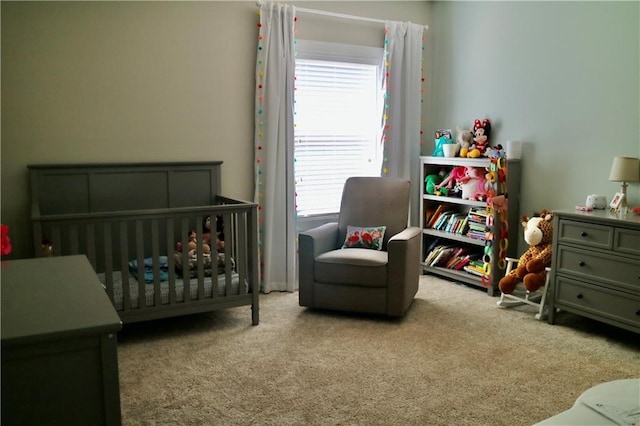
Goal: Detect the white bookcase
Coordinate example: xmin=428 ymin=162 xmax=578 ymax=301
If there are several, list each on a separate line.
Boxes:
xmin=420 ymin=156 xmax=521 ymax=296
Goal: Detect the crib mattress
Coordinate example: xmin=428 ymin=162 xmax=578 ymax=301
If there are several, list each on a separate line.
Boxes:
xmin=98 ymin=271 xmax=244 ymax=311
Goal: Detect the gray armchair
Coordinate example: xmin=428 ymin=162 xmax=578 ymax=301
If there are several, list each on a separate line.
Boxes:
xmin=298 ymin=177 xmax=422 ymax=317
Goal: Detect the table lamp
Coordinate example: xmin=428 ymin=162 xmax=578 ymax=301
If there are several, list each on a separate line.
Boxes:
xmin=608 ymin=156 xmax=640 ymax=214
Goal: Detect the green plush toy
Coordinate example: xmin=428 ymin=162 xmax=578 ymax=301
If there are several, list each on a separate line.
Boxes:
xmin=425 ymin=169 xmax=449 ymax=196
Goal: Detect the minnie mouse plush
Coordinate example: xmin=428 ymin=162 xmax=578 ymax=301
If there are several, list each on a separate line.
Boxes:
xmin=467 ymin=118 xmax=492 ymax=158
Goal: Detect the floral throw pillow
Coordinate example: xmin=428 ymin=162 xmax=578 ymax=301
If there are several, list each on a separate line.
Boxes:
xmin=342 ymin=225 xmax=386 ymax=250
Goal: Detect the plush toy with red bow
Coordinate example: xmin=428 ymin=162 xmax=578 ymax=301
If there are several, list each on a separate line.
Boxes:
xmin=467 ymin=118 xmax=492 ymax=158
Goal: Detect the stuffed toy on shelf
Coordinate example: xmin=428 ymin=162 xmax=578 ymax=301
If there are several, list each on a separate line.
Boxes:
xmin=457 ymin=166 xmax=487 ymax=201
xmin=456 ymin=127 xmax=474 ymax=158
xmin=435 ymin=166 xmax=467 ymax=193
xmin=467 ymin=118 xmax=492 ymax=158
xmin=425 ymin=169 xmax=449 ymax=195
xmin=498 ymin=210 xmax=554 ymax=295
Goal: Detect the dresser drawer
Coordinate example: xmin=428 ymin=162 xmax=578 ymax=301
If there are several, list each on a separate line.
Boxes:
xmin=556 ymin=245 xmax=640 ymax=294
xmin=557 ymin=219 xmax=613 ymax=250
xmin=615 ymin=227 xmax=640 ymax=257
xmin=555 ymin=276 xmax=640 ymax=330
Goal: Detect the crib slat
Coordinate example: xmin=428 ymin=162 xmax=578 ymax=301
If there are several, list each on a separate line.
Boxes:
xmin=150 ymin=219 xmax=162 ymax=307
xmin=181 ymin=217 xmax=191 ymax=303
xmin=135 ymin=220 xmax=146 ymax=309
xmin=103 ymin=222 xmax=115 ymax=303
xmin=69 ymin=225 xmax=79 ymax=254
xmin=195 ymin=215 xmax=205 ymax=300
xmin=51 ymin=226 xmax=61 ymax=258
xmin=210 ymin=214 xmax=220 ymax=298
xmin=120 ymin=221 xmax=131 ymax=312
xmin=223 ymin=212 xmax=233 ymax=296
xmin=85 ymin=223 xmax=96 ymax=269
xmin=166 ymin=218 xmax=177 ymax=305
xmin=33 ymin=222 xmax=43 ymax=258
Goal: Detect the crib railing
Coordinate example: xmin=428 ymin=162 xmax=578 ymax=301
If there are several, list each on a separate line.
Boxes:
xmin=32 ymin=201 xmax=259 ymax=323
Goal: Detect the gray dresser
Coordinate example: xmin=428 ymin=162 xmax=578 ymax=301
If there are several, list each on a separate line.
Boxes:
xmin=548 ymin=210 xmax=640 ymax=334
xmin=1 ymin=255 xmax=122 ymax=425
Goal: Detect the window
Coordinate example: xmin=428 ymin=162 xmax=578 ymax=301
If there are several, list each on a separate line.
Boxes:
xmin=294 ymin=41 xmax=384 ymax=217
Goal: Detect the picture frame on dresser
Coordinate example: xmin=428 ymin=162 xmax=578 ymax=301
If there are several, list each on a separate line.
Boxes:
xmin=609 ymin=192 xmax=624 ymax=209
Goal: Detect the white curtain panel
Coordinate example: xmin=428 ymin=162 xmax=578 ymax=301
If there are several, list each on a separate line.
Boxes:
xmin=383 ymin=21 xmax=425 ymax=225
xmin=254 ymin=2 xmax=298 ymax=293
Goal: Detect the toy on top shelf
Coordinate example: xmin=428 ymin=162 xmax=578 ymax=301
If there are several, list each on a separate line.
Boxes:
xmin=457 ymin=127 xmax=474 ymax=158
xmin=486 ymin=144 xmax=505 ymax=159
xmin=498 ymin=210 xmax=554 ymax=295
xmin=432 ymin=129 xmax=454 ymax=157
xmin=467 ymin=118 xmax=492 ymax=158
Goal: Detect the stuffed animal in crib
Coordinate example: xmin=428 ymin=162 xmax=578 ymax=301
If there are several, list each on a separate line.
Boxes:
xmin=176 ymin=230 xmax=211 ymax=255
xmin=206 ymin=215 xmax=226 ymax=252
xmin=498 ymin=210 xmax=554 ymax=295
xmin=467 ymin=119 xmax=492 ymax=158
xmin=457 ymin=166 xmax=487 ymax=201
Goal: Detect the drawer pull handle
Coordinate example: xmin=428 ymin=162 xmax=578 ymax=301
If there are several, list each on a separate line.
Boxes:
xmin=576 ymin=293 xmax=584 ymax=299
xmin=578 ymin=261 xmax=586 ymax=267
xmin=581 ymin=231 xmax=587 ymax=237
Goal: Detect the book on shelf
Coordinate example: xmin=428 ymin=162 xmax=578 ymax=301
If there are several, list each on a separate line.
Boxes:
xmin=424 ymin=244 xmax=452 ymax=266
xmin=463 ymin=266 xmax=484 ymax=277
xmin=427 ymin=204 xmax=456 ymax=229
xmin=463 ymin=260 xmax=488 ymax=276
xmin=454 ymin=216 xmax=469 ymax=235
xmin=434 ymin=211 xmax=465 ymax=232
xmin=466 ymin=230 xmax=486 ymax=241
xmin=443 ymin=250 xmax=476 ymax=270
xmin=424 ymin=244 xmax=457 ymax=266
xmin=424 ymin=206 xmax=438 ymax=226
xmin=464 ymin=206 xmax=488 ymax=241
xmin=424 ymin=245 xmax=482 ymax=270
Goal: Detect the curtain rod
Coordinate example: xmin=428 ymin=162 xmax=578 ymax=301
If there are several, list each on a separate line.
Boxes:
xmin=256 ymin=1 xmax=428 ymax=30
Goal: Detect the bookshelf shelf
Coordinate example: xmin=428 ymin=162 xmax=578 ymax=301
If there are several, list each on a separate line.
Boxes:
xmin=422 ymin=229 xmax=486 ymax=246
xmin=422 ymin=194 xmax=486 ymax=208
xmin=421 ymin=265 xmax=481 ymax=286
xmin=420 ymin=155 xmax=521 ymax=296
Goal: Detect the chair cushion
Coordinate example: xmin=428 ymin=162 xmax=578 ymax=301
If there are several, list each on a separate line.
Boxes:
xmin=341 ymin=225 xmax=386 ymax=250
xmin=314 ymin=248 xmax=388 ymax=288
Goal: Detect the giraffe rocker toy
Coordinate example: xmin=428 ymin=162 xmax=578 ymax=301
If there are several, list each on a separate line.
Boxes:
xmin=498 ymin=210 xmax=554 ymax=295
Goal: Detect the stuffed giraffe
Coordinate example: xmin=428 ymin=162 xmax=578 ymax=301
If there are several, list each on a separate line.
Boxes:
xmin=499 ymin=209 xmax=554 ymax=294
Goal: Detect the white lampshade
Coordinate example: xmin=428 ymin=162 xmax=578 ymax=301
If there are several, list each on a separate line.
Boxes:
xmin=609 ymin=156 xmax=640 ymax=183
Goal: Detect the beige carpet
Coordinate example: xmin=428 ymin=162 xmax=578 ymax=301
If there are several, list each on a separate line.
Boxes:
xmin=117 ymin=275 xmax=640 ymax=426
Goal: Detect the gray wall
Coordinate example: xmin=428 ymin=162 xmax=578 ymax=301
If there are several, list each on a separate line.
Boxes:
xmin=1 ymin=1 xmax=429 ymax=258
xmin=2 ymin=1 xmax=638 ymax=259
xmin=427 ymin=1 xmax=640 ymax=253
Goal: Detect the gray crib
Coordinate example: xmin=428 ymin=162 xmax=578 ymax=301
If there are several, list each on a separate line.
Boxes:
xmin=29 ymin=162 xmax=259 ymax=325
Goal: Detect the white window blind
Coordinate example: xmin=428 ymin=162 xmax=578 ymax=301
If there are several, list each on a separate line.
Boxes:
xmin=294 ymin=45 xmax=383 ymax=217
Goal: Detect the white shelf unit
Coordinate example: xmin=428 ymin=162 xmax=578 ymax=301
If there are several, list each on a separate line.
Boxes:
xmin=420 ymin=156 xmax=521 ymax=296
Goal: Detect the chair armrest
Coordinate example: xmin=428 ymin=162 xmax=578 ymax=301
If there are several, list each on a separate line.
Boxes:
xmin=388 ymin=226 xmax=422 ymax=244
xmin=386 ymin=226 xmax=422 ymax=317
xmin=299 ymin=222 xmax=339 ymax=257
xmin=298 ymin=222 xmax=339 ymax=307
